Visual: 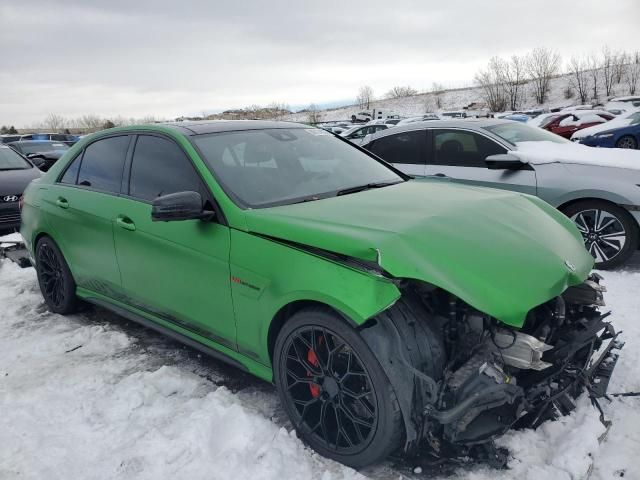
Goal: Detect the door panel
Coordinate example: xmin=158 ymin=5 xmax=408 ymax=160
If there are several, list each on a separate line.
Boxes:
xmin=425 ymin=128 xmax=537 ymax=195
xmin=42 ymin=134 xmax=131 ymax=295
xmin=43 ymin=185 xmax=122 ymax=294
xmin=113 ymin=198 xmax=236 ymax=347
xmin=112 ymin=133 xmax=236 ymax=348
xmin=425 ymin=164 xmax=537 ymax=195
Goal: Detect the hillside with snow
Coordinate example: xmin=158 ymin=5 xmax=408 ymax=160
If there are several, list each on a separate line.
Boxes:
xmin=286 ymin=71 xmax=636 ymax=123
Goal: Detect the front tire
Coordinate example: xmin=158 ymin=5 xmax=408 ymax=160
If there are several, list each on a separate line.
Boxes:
xmin=273 ymin=307 xmax=403 ymax=468
xmin=615 ymin=135 xmax=638 ymax=149
xmin=35 ymin=236 xmax=79 ymax=314
xmin=564 ymin=200 xmax=638 ymax=269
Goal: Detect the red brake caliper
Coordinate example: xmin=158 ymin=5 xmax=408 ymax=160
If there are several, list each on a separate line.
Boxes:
xmin=307 ymin=340 xmax=322 ymax=398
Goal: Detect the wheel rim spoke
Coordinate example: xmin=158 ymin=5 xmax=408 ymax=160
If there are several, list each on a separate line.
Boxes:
xmin=282 ymin=325 xmax=377 ymax=453
xmin=572 ymin=209 xmax=627 ymax=263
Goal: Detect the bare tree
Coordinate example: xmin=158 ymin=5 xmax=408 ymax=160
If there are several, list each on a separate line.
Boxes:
xmin=43 ymin=113 xmax=66 ymax=132
xmin=474 ymin=57 xmax=507 ymax=112
xmin=501 ymin=55 xmax=527 ymax=110
xmin=601 ymin=46 xmax=617 ymax=97
xmin=430 ymin=82 xmax=445 ymax=109
xmin=265 ymin=102 xmax=291 ymax=120
xmin=568 ymin=56 xmax=591 ymax=104
xmin=615 ymin=51 xmax=628 ymax=84
xmin=77 ymin=114 xmax=103 ymax=132
xmin=306 ymin=104 xmax=321 ymax=124
xmin=356 ymin=86 xmax=374 ymax=109
xmin=384 ymin=85 xmax=418 ymax=99
xmin=626 ymin=51 xmax=640 ymax=95
xmin=588 ymin=55 xmax=601 ymax=101
xmin=526 ymin=47 xmax=561 ymax=104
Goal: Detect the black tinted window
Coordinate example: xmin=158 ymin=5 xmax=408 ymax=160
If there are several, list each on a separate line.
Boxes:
xmin=77 ymin=136 xmax=129 ymax=193
xmin=129 ymin=135 xmax=202 ymax=202
xmin=367 ymin=130 xmax=425 ymax=164
xmin=60 ymin=154 xmax=82 ymax=184
xmin=432 ymin=129 xmax=506 ymax=167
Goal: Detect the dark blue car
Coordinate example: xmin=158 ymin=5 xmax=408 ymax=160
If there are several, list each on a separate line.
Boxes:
xmin=573 ymin=111 xmax=640 ymax=149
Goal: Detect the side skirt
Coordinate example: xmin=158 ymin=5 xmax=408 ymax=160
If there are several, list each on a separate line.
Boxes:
xmin=77 ymin=289 xmax=273 ymax=382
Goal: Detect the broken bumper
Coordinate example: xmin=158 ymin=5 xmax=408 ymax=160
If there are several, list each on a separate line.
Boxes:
xmin=426 ymin=318 xmax=623 ymax=446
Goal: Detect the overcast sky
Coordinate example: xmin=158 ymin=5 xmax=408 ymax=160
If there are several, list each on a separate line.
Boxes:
xmin=1 ymin=0 xmax=639 ymax=127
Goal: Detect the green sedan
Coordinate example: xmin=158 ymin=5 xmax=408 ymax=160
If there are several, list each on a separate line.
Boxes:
xmin=20 ymin=121 xmax=621 ymax=468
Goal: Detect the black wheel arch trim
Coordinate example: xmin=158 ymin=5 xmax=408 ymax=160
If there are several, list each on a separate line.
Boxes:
xmin=359 ymin=295 xmax=445 ymax=452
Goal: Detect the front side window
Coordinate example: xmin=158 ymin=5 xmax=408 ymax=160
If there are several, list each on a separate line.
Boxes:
xmin=129 ymin=135 xmax=203 ymax=202
xmin=367 ymin=130 xmax=425 ymax=165
xmin=432 ymin=129 xmax=506 ymax=167
xmin=193 ymin=128 xmax=404 ymax=208
xmin=77 ymin=135 xmax=129 ymax=193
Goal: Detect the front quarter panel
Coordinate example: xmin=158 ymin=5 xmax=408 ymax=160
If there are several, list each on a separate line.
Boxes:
xmin=535 ymin=163 xmax=640 ymax=210
xmin=229 ymin=229 xmax=401 ymax=366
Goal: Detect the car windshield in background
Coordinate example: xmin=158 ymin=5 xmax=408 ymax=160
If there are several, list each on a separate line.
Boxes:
xmin=19 ymin=142 xmax=69 ymax=154
xmin=484 ymin=122 xmax=569 ymax=145
xmin=0 ymin=146 xmax=31 ymax=170
xmin=193 ymin=128 xmax=404 ymax=208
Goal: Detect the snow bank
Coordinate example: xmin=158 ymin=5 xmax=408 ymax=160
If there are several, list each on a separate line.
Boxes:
xmin=0 ymin=260 xmax=363 ymax=480
xmin=513 ymin=141 xmax=640 ymax=170
xmin=1 ymin=242 xmax=639 ymax=480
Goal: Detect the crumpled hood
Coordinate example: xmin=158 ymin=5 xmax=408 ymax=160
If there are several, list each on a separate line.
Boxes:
xmin=243 ymin=180 xmax=594 ymax=328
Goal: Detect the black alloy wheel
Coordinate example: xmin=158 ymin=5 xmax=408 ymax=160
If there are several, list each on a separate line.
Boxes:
xmin=282 ymin=326 xmax=377 ymax=452
xmin=274 ymin=308 xmax=403 ymax=468
xmin=35 ymin=236 xmax=78 ymax=314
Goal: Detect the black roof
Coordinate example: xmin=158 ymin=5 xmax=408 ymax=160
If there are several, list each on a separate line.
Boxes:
xmin=162 ymin=120 xmax=308 ymax=135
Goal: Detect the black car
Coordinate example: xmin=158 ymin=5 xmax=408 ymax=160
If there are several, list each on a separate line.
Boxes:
xmin=8 ymin=140 xmax=70 ymax=171
xmin=0 ymin=145 xmax=41 ymax=234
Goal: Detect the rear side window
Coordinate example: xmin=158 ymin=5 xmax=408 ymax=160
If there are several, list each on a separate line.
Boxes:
xmin=431 ymin=129 xmax=506 ymax=167
xmin=77 ymin=135 xmax=129 ymax=193
xmin=367 ymin=130 xmax=426 ymax=164
xmin=128 ymin=135 xmax=203 ymax=202
xmin=60 ymin=155 xmax=82 ymax=184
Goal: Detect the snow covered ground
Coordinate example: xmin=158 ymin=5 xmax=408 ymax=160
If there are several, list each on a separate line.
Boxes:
xmin=1 ymin=240 xmax=639 ymax=480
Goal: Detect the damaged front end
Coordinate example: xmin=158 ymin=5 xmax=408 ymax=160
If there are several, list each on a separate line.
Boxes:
xmin=360 ymin=273 xmax=623 ymax=462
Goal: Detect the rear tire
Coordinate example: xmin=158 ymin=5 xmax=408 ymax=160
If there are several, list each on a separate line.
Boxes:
xmin=273 ymin=307 xmax=403 ymax=468
xmin=563 ymin=200 xmax=638 ymax=269
xmin=615 ymin=135 xmax=638 ymax=149
xmin=35 ymin=236 xmax=79 ymax=314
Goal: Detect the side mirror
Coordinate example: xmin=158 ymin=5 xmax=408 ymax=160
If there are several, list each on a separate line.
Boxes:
xmin=485 ymin=153 xmax=525 ymax=170
xmin=151 ymin=191 xmax=215 ymax=222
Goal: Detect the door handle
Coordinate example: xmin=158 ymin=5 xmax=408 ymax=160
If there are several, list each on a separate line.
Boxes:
xmin=433 ymin=173 xmax=450 ymax=178
xmin=116 ymin=216 xmax=136 ymax=231
xmin=56 ymin=197 xmax=69 ymax=209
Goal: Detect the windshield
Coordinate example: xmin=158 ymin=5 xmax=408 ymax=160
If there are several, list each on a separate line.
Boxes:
xmin=18 ymin=142 xmax=69 ymax=155
xmin=0 ymin=146 xmax=31 ymax=170
xmin=192 ymin=128 xmax=404 ymax=208
xmin=628 ymin=112 xmax=640 ymax=125
xmin=484 ymin=122 xmax=569 ymax=145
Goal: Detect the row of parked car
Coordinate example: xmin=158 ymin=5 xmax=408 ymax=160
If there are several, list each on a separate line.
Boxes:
xmin=0 ymin=133 xmax=83 ymax=233
xmin=330 ymin=98 xmax=640 ymax=151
